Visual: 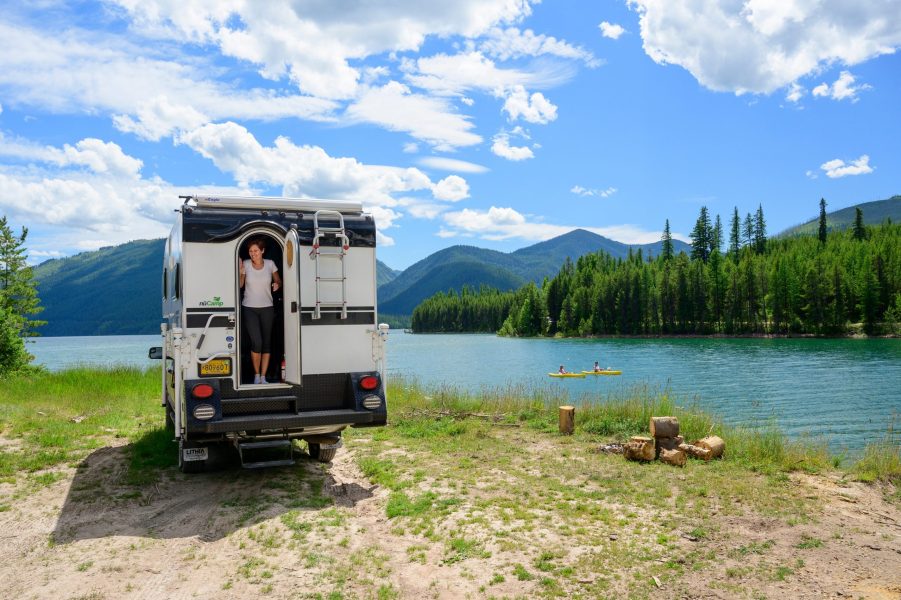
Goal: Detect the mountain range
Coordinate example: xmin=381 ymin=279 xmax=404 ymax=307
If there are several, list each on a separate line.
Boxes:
xmin=30 ymin=196 xmax=898 ymax=335
xmin=377 ymin=229 xmax=685 ymax=315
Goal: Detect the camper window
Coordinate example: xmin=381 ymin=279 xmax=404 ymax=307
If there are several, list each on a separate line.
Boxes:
xmin=173 ymin=263 xmax=181 ymax=299
xmin=162 ymin=269 xmax=167 ymax=300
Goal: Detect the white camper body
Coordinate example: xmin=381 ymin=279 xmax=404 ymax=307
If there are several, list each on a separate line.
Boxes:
xmin=152 ymin=195 xmax=388 ymax=471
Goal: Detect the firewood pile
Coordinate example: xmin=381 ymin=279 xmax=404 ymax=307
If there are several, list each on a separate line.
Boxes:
xmin=623 ymin=417 xmax=724 ymax=466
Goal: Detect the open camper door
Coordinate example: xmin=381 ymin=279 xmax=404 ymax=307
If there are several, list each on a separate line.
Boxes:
xmin=282 ymin=228 xmax=301 ymax=384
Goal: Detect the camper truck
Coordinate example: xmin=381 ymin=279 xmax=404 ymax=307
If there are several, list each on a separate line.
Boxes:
xmin=149 ymin=195 xmax=389 ymax=472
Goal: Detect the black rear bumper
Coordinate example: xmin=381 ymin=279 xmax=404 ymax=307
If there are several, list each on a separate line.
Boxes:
xmin=191 ymin=408 xmax=387 ymax=434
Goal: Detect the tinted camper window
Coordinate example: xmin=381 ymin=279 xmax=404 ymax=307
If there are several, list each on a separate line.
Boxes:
xmin=173 ymin=263 xmax=181 ymax=299
xmin=162 ymin=269 xmax=167 ymax=299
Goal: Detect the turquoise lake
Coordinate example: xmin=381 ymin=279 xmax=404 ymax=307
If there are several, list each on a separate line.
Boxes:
xmin=29 ymin=332 xmax=901 ymax=453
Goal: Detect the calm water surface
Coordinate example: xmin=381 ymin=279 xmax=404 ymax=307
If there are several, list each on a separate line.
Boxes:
xmin=30 ymin=333 xmax=900 ymax=452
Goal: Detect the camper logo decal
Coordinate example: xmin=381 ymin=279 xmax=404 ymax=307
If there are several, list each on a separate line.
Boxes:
xmin=199 ymin=296 xmax=225 ymax=307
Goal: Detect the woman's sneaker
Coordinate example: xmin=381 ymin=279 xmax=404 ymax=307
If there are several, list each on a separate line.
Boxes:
xmin=253 ymin=374 xmax=261 ymax=384
xmin=260 ymin=376 xmax=268 ymax=384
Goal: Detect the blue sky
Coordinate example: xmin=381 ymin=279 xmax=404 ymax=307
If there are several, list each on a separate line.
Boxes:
xmin=0 ymin=1 xmax=899 ymax=270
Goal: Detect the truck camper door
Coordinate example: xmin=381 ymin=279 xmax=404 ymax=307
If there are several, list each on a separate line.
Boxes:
xmin=282 ymin=228 xmax=302 ymax=384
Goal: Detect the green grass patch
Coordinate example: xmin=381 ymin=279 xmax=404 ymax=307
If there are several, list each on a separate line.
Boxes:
xmin=0 ymin=366 xmax=161 ymax=474
xmin=852 ymin=436 xmax=901 ymax=488
xmin=386 ymin=491 xmax=436 ymax=518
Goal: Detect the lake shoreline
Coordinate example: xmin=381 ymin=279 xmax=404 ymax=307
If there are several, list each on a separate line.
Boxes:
xmin=408 ymin=330 xmax=899 ymax=339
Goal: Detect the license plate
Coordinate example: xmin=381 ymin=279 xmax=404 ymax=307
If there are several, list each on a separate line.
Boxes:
xmin=199 ymin=358 xmax=231 ymax=377
xmin=182 ymin=447 xmax=208 ymax=462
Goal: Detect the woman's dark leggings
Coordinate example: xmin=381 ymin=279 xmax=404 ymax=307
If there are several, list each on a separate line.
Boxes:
xmin=243 ymin=306 xmax=274 ymax=353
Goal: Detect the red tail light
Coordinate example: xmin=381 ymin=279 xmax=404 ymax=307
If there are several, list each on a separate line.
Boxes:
xmin=359 ymin=375 xmax=379 ymax=391
xmin=192 ymin=384 xmax=214 ymax=399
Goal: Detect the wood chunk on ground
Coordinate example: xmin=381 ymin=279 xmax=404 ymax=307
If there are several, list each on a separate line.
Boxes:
xmin=650 ymin=416 xmax=679 ymax=438
xmin=679 ymin=443 xmax=712 ymax=460
xmin=660 ymin=448 xmax=686 ymax=467
xmin=624 ymin=439 xmax=655 ymax=461
xmin=694 ymin=435 xmax=725 ymax=459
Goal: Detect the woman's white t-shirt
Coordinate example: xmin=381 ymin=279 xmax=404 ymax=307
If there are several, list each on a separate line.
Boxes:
xmin=242 ymin=259 xmax=278 ymax=307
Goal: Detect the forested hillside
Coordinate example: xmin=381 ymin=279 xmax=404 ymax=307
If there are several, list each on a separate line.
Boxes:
xmin=780 ymin=195 xmax=900 ymax=237
xmin=413 ymin=219 xmax=901 ymax=337
xmin=33 ymin=239 xmax=164 ymax=336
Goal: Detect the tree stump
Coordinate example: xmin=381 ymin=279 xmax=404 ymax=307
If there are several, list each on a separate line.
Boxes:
xmin=650 ymin=416 xmax=679 ymax=438
xmin=655 ymin=435 xmax=684 ymax=457
xmin=559 ymin=406 xmax=575 ymax=435
xmin=659 ymin=448 xmax=686 ymax=467
xmin=695 ymin=435 xmax=725 ymax=459
xmin=624 ymin=439 xmax=655 ymax=462
xmin=678 ymin=443 xmax=712 ymax=460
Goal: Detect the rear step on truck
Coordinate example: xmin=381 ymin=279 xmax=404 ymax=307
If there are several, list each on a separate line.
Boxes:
xmin=236 ymin=439 xmax=294 ymax=469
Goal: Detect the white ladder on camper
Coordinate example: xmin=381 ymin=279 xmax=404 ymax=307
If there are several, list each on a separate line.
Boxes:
xmin=309 ymin=209 xmax=349 ymax=320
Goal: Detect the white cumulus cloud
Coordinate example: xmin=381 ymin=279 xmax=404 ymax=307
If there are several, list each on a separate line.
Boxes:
xmin=599 ymin=22 xmax=626 ymax=40
xmin=346 ymin=82 xmax=481 ymax=149
xmin=432 ymin=175 xmax=470 ymax=202
xmin=785 ymin=82 xmax=805 ymax=103
xmin=502 ymin=85 xmax=557 ymax=123
xmin=480 ymin=27 xmax=600 ymax=66
xmin=811 ymin=71 xmax=871 ymax=102
xmin=175 ymin=120 xmax=482 ymax=233
xmin=0 ymin=22 xmax=336 ymax=129
xmin=491 ymin=132 xmax=534 ymax=161
xmin=571 ymin=185 xmax=617 ymax=198
xmin=111 ymin=0 xmax=536 ymax=99
xmin=628 ymin=0 xmax=901 ymax=95
xmin=820 ymin=155 xmax=874 ymax=178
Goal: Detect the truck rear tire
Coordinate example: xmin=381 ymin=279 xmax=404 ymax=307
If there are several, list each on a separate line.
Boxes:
xmin=308 ymin=443 xmax=337 ymax=463
xmin=178 ymin=439 xmax=206 ymax=473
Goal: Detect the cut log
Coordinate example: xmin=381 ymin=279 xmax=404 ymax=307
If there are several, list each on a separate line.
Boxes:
xmin=659 ymin=448 xmax=686 ymax=467
xmin=678 ymin=443 xmax=712 ymax=460
xmin=630 ymin=435 xmax=653 ymax=444
xmin=650 ymin=416 xmax=679 ymax=438
xmin=655 ymin=435 xmax=684 ymax=458
xmin=695 ymin=435 xmax=725 ymax=459
xmin=623 ymin=439 xmax=655 ymax=462
xmin=558 ymin=406 xmax=575 ymax=435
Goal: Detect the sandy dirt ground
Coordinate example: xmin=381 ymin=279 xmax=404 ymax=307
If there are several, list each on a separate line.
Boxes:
xmin=1 ymin=433 xmax=899 ymax=600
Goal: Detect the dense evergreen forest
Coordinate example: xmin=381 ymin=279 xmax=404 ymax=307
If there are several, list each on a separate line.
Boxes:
xmin=411 ymin=206 xmax=901 ymax=337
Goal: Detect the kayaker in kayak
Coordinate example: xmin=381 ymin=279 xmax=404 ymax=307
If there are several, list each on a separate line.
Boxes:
xmin=558 ymin=365 xmax=568 ymax=374
xmin=593 ymin=361 xmax=602 ymax=372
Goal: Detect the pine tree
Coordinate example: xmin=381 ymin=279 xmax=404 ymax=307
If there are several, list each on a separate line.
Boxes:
xmin=711 ymin=214 xmax=723 ymax=255
xmin=754 ymin=204 xmax=767 ymax=254
xmin=818 ymin=198 xmax=828 ymax=244
xmin=0 ymin=216 xmax=45 ymax=338
xmin=729 ymin=207 xmax=741 ymax=260
xmin=661 ymin=219 xmax=674 ymax=261
xmin=743 ymin=213 xmax=754 ymax=247
xmin=690 ymin=206 xmax=712 ymax=262
xmin=852 ymin=207 xmax=866 ymax=241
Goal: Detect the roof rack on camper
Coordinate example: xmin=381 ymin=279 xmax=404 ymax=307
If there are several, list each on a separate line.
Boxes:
xmin=181 ymin=195 xmax=364 ymax=213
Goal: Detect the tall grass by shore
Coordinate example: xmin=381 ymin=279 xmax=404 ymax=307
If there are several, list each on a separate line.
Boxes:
xmin=0 ymin=367 xmax=898 ymax=490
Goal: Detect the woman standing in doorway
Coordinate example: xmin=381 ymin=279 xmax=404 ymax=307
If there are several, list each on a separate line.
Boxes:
xmin=239 ymin=238 xmax=282 ymax=384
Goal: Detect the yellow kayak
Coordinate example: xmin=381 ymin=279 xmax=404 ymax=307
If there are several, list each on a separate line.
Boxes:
xmin=548 ymin=372 xmax=587 ymax=378
xmin=582 ymin=370 xmax=622 ymax=376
